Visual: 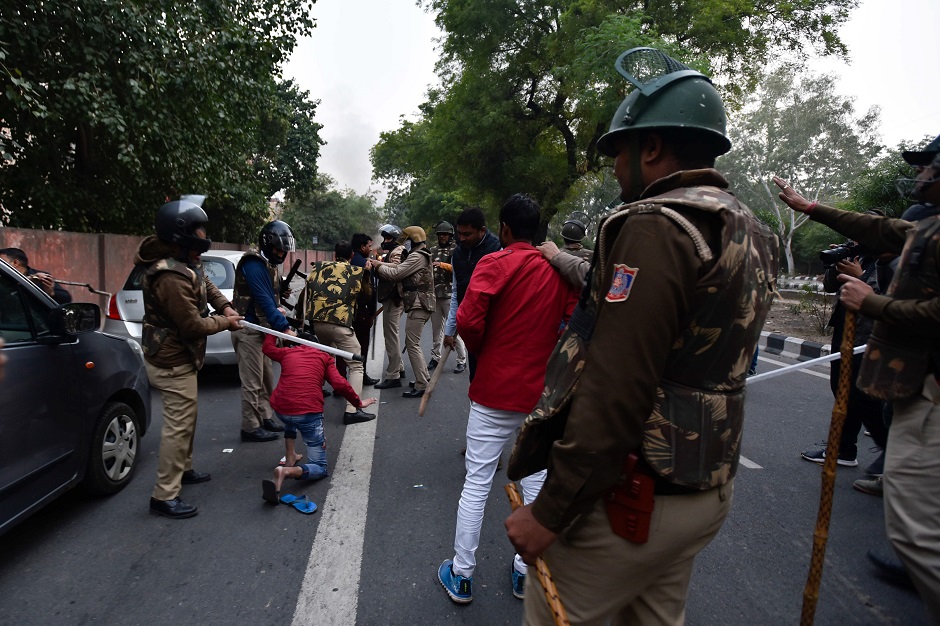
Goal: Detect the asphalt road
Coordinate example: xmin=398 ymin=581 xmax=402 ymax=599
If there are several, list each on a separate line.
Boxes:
xmin=0 ymin=320 xmax=929 ymax=625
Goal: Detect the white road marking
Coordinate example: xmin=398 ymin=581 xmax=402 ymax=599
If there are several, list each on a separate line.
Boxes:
xmin=757 ymin=355 xmax=830 ymax=380
xmin=738 ymin=455 xmax=763 ymax=470
xmin=291 ymin=315 xmax=386 ymax=626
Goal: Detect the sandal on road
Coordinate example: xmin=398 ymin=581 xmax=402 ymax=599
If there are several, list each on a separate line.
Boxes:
xmin=261 ymin=480 xmax=279 ymax=504
xmin=290 ymin=499 xmax=317 ymax=515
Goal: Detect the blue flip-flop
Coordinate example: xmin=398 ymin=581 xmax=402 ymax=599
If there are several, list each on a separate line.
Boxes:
xmin=291 ymin=499 xmax=317 ymax=515
xmin=279 ymin=493 xmax=305 ymax=505
xmin=261 ymin=480 xmax=279 ymax=504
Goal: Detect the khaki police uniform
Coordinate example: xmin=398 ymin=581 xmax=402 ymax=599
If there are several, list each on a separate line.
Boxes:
xmin=429 ymin=239 xmax=467 ymax=366
xmin=375 ymin=244 xmax=435 ymax=391
xmin=377 ymin=244 xmax=405 ymax=379
xmin=136 ymin=235 xmax=234 ymax=501
xmin=510 ymin=170 xmax=779 ymax=623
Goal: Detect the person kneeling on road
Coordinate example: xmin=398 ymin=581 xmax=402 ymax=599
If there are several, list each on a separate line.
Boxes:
xmin=260 ymin=334 xmax=376 ymax=504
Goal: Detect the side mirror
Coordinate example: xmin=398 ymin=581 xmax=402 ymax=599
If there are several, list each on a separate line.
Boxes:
xmin=49 ymin=303 xmax=101 ymax=336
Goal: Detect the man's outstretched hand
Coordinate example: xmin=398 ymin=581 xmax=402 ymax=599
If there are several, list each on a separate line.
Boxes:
xmin=772 ymin=177 xmax=815 ymax=213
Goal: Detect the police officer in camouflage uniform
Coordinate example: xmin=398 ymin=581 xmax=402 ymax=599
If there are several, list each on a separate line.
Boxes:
xmin=370 ymin=226 xmax=435 ymax=398
xmin=138 ymin=200 xmax=243 ymax=519
xmin=374 ymin=224 xmax=407 ymax=389
xmin=231 ymin=221 xmax=297 ymax=442
xmin=304 ymin=240 xmax=375 ymax=425
xmin=505 ymin=48 xmax=779 ymax=623
xmin=774 ymin=135 xmax=940 ymax=621
xmin=428 ymin=221 xmax=467 ymax=374
xmin=559 ymin=217 xmax=593 ymax=261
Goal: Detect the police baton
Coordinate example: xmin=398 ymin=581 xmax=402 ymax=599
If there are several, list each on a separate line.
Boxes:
xmin=505 ymin=483 xmax=570 ymax=626
xmin=419 ymin=345 xmax=451 ymax=416
xmin=241 ymin=321 xmax=364 ymax=362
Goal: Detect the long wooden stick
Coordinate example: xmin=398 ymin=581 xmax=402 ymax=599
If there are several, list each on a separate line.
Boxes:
xmin=801 ymin=310 xmax=856 ymax=625
xmin=505 ymin=483 xmax=570 ymax=626
xmin=419 ymin=345 xmax=452 ymax=416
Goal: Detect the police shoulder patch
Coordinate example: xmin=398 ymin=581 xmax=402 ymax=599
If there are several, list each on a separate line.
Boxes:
xmin=605 ymin=264 xmax=638 ymax=302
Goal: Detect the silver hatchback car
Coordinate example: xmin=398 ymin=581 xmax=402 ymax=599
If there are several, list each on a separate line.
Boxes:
xmin=104 ymin=250 xmax=245 ymax=365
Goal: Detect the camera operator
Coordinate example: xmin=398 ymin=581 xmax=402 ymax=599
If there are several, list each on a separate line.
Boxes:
xmin=773 ymin=134 xmax=940 ymax=622
xmin=798 ymin=227 xmax=888 ymax=472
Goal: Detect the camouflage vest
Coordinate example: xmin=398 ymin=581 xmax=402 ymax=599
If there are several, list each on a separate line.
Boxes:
xmin=232 ymin=250 xmax=281 ymax=326
xmin=857 ymin=216 xmax=940 ymax=400
xmin=402 ymin=248 xmax=435 ymax=312
xmin=509 ymin=186 xmax=779 ymax=489
xmin=430 ymin=240 xmax=457 ymax=300
xmin=303 ymin=261 xmax=363 ymax=328
xmin=376 ymin=245 xmax=404 ymax=303
xmin=141 ymin=257 xmax=210 ymax=368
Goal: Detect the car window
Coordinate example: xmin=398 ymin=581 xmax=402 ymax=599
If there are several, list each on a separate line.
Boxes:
xmin=203 ymin=257 xmax=236 ymax=289
xmin=122 ymin=256 xmax=236 ymax=291
xmin=0 ymin=272 xmax=50 ymax=343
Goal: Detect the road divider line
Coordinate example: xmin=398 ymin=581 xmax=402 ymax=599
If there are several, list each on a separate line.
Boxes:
xmin=755 ymin=355 xmax=830 ymax=380
xmin=739 ymin=455 xmax=763 ymax=470
xmin=291 ymin=315 xmax=386 ymax=626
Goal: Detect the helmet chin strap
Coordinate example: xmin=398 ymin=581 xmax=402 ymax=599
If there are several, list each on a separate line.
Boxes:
xmin=625 ymin=133 xmax=644 ymax=202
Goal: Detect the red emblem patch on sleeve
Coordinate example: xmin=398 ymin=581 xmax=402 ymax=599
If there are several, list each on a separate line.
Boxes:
xmin=605 ymin=264 xmax=638 ymax=302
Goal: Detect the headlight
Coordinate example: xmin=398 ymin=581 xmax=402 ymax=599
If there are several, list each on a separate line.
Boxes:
xmin=125 ymin=337 xmax=145 ymax=365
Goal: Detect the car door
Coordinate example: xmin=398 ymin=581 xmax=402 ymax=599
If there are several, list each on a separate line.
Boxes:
xmin=0 ymin=269 xmax=82 ymax=529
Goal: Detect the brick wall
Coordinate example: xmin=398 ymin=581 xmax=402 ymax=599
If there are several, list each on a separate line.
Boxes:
xmin=0 ymin=227 xmax=331 ymax=307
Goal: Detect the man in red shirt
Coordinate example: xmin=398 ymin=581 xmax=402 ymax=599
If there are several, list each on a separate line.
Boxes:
xmin=437 ymin=194 xmax=578 ymax=604
xmin=260 ymin=334 xmax=375 ymax=501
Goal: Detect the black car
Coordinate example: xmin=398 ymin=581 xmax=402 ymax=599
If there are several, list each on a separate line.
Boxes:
xmin=0 ymin=259 xmax=151 ymax=536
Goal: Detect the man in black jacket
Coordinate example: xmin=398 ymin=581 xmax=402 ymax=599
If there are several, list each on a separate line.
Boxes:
xmin=0 ymin=248 xmax=72 ymax=305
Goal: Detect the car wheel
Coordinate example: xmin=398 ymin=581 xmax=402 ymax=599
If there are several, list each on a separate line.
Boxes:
xmin=83 ymin=402 xmax=141 ymax=495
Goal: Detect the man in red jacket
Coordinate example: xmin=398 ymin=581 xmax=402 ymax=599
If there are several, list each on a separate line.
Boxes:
xmin=437 ymin=194 xmax=578 ymax=605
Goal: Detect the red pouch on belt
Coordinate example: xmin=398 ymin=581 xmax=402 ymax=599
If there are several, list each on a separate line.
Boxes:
xmin=605 ymin=452 xmax=655 ymax=544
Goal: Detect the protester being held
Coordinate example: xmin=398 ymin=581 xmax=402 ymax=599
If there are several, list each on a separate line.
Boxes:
xmin=773 ymin=133 xmax=940 ymax=622
xmin=369 ymin=226 xmax=435 ymax=398
xmin=373 ymin=224 xmax=406 ymax=389
xmin=303 ymin=241 xmax=374 ymax=425
xmin=349 ymin=233 xmax=379 ymax=385
xmin=231 ymin=221 xmax=297 ymax=443
xmin=437 ymin=194 xmax=578 ymax=605
xmin=0 ymin=247 xmax=72 ymax=304
xmin=260 ymin=334 xmax=376 ymax=504
xmin=428 ymin=221 xmax=467 ymax=374
xmin=139 ymin=199 xmax=243 ymax=519
xmin=442 ymin=208 xmax=501 ymax=381
xmin=800 ymin=226 xmax=889 ymax=470
xmin=504 ymin=48 xmax=779 ymax=623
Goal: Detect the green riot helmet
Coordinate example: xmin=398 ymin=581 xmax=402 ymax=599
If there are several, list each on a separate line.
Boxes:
xmin=596 ymin=48 xmax=731 ymax=160
xmin=435 ymin=221 xmax=455 ymax=235
xmin=561 ymin=218 xmax=587 ymax=242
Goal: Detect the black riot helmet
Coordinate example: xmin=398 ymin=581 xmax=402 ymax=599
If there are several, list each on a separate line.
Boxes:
xmin=259 ymin=220 xmax=295 ymax=266
xmin=154 ymin=200 xmax=212 ymax=254
xmin=561 ymin=218 xmax=587 ymax=242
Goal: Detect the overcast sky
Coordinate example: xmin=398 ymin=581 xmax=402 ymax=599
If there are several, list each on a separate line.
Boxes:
xmin=285 ymin=0 xmax=940 ymax=201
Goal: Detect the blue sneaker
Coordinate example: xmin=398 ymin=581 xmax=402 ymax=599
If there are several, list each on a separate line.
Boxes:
xmin=438 ymin=560 xmax=473 ymax=604
xmin=511 ymin=565 xmax=525 ymax=599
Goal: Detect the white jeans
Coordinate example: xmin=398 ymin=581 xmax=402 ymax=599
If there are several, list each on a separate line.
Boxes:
xmin=452 ymin=401 xmax=546 ymax=578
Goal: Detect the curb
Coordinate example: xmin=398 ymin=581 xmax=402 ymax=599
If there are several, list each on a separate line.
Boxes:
xmin=758 ymin=330 xmax=830 ymax=361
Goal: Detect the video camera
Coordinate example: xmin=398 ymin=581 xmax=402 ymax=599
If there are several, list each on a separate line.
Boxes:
xmin=819 ymin=241 xmax=862 ymax=266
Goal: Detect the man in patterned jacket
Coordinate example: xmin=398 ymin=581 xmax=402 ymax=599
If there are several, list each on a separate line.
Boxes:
xmin=505 ymin=48 xmax=779 ymax=624
xmin=304 ymin=240 xmax=374 ymax=425
xmin=428 ymin=221 xmax=467 ymax=374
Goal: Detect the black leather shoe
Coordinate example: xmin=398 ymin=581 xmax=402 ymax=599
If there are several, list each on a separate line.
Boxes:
xmin=181 ymin=469 xmax=211 ymax=484
xmin=409 ymin=380 xmax=416 ymax=389
xmin=241 ymin=428 xmax=279 ymax=442
xmin=374 ymin=378 xmax=402 ymax=389
xmin=402 ymin=388 xmax=425 ymax=398
xmin=343 ymin=410 xmax=376 ymax=425
xmin=454 ymin=363 xmax=466 ymax=374
xmin=867 ymin=548 xmax=914 ymax=589
xmin=363 ymin=374 xmax=379 ymax=386
xmin=427 ymin=359 xmax=439 ymax=371
xmin=262 ymin=418 xmax=284 ymax=432
xmin=149 ymin=497 xmax=198 ymax=519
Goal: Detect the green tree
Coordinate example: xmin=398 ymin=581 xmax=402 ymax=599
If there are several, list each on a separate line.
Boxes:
xmin=0 ymin=0 xmax=317 ymax=240
xmin=373 ymin=0 xmax=856 ymax=236
xmin=718 ymin=67 xmax=883 ymax=273
xmin=282 ymin=175 xmax=383 ymax=251
xmin=841 ymin=137 xmax=935 ymax=218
